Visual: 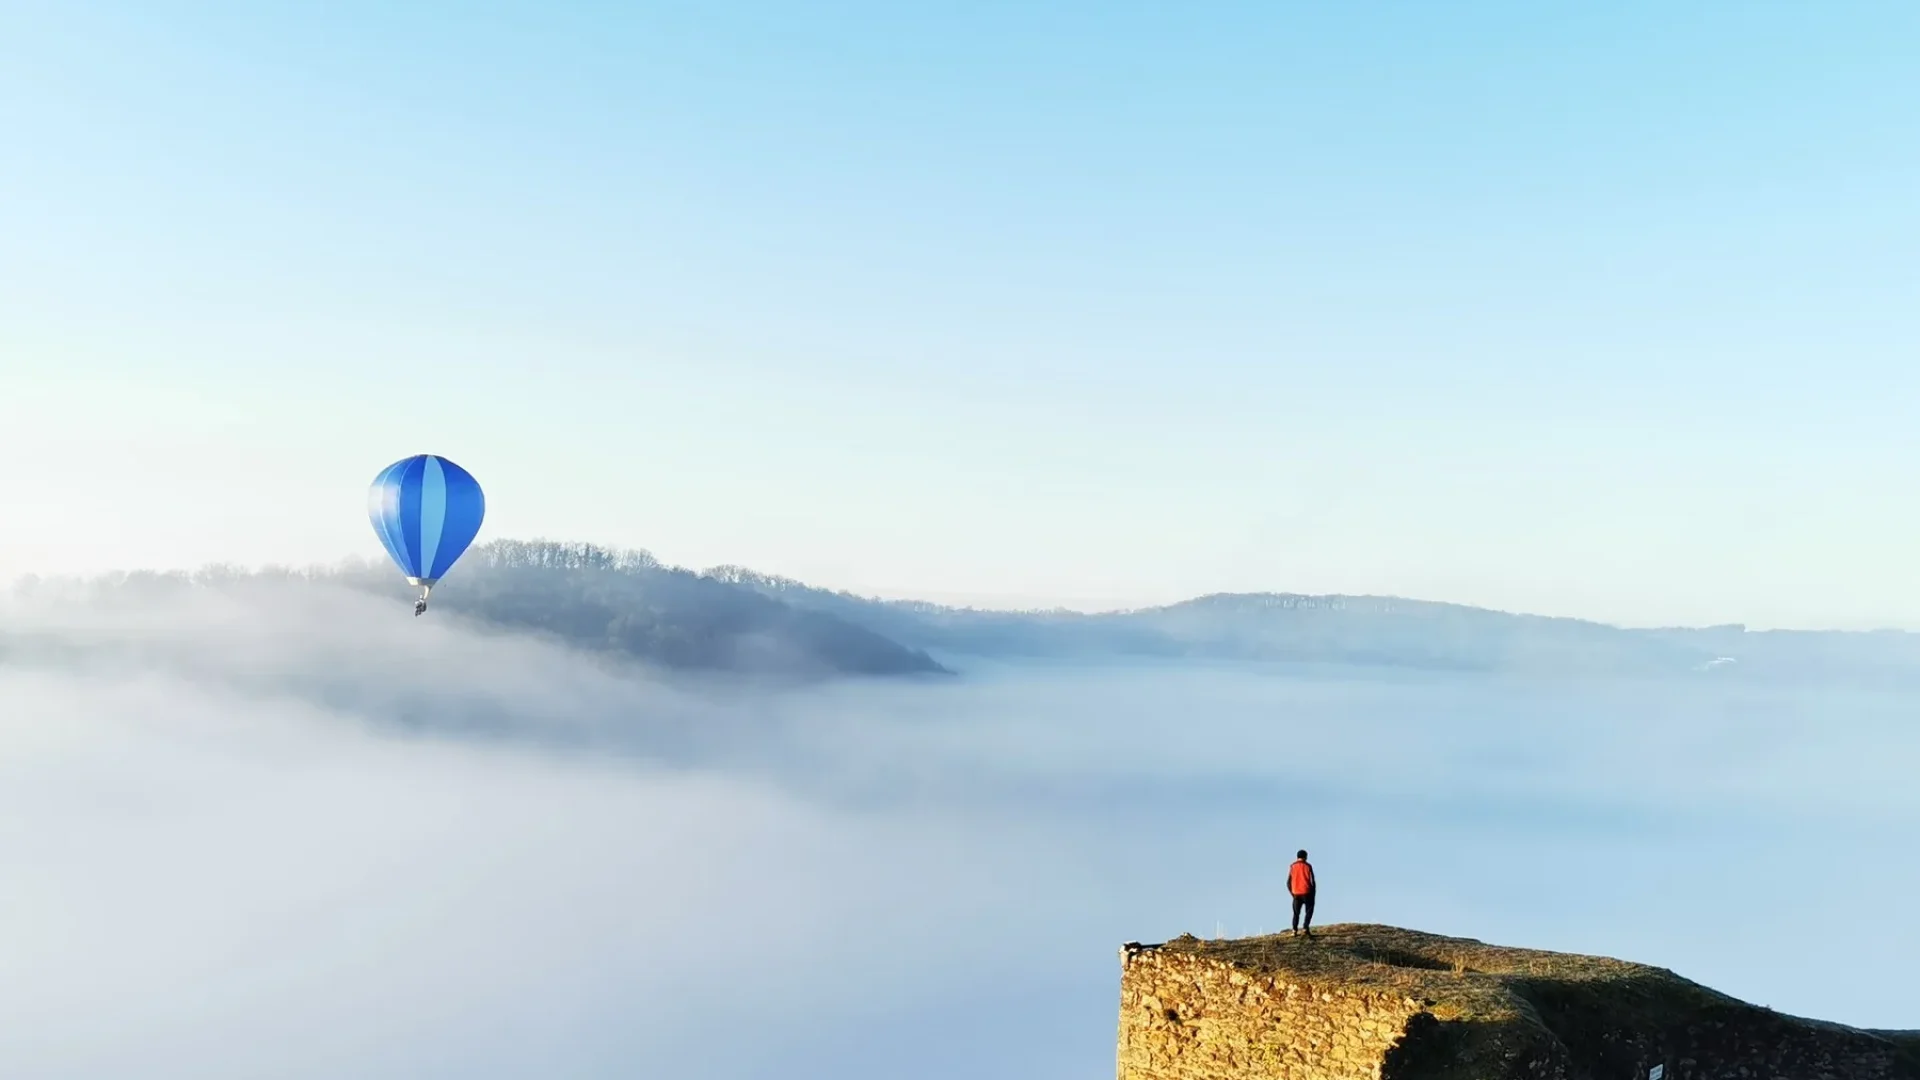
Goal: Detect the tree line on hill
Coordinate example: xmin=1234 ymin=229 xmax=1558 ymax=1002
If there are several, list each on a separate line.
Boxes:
xmin=17 ymin=538 xmax=1920 ymax=682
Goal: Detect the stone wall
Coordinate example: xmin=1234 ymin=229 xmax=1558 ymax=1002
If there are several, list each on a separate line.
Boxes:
xmin=1116 ymin=942 xmax=1429 ymax=1080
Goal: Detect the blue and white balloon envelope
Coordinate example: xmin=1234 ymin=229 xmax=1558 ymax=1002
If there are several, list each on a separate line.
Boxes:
xmin=367 ymin=454 xmax=485 ymax=613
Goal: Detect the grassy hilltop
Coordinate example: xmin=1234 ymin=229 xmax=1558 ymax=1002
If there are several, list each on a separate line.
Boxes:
xmin=1127 ymin=924 xmax=1919 ymax=1080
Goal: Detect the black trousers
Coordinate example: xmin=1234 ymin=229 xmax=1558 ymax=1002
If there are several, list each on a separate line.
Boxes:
xmin=1291 ymin=891 xmax=1315 ymax=930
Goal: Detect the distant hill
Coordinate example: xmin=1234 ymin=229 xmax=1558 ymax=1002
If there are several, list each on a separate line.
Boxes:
xmin=327 ymin=540 xmax=951 ymax=678
xmin=16 ymin=540 xmax=947 ymax=680
xmin=706 ymin=565 xmax=1920 ymax=679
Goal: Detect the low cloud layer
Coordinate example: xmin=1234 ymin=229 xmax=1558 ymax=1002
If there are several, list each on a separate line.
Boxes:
xmin=0 ymin=582 xmax=1913 ymax=1077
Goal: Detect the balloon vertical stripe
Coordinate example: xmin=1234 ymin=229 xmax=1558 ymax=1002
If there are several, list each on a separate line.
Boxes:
xmin=427 ymin=460 xmax=485 ymax=580
xmin=418 ymin=455 xmax=447 ymax=583
xmin=395 ymin=455 xmax=425 ymax=574
xmin=367 ymin=459 xmax=408 ymax=566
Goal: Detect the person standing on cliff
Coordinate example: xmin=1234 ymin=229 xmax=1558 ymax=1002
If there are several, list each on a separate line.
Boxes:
xmin=1288 ymin=850 xmax=1316 ymax=936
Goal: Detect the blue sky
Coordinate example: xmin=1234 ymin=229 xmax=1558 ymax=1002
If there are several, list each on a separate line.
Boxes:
xmin=4 ymin=2 xmax=1918 ymax=626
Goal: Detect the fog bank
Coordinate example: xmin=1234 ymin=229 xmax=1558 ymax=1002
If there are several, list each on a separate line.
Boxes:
xmin=0 ymin=586 xmax=1911 ymax=1077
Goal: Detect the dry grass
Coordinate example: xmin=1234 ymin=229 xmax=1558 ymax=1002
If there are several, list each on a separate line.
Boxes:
xmin=1157 ymin=923 xmax=1721 ymax=1025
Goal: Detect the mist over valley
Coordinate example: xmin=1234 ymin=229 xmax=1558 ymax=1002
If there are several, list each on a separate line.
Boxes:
xmin=2 ymin=545 xmax=1913 ymax=1077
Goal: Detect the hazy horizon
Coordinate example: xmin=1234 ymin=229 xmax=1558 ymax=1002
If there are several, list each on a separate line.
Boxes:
xmin=4 ymin=540 xmax=1910 ymax=636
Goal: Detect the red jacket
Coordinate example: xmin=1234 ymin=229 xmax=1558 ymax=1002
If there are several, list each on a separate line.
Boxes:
xmin=1289 ymin=859 xmax=1315 ymax=896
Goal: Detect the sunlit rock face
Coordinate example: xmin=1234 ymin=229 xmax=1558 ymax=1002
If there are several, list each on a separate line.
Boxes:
xmin=1116 ymin=925 xmax=1920 ymax=1080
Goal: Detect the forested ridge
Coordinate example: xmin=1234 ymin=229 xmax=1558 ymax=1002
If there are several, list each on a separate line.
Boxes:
xmin=22 ymin=538 xmax=1920 ymax=681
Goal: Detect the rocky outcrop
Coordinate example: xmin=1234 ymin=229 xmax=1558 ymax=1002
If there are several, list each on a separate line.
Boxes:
xmin=1116 ymin=924 xmax=1918 ymax=1080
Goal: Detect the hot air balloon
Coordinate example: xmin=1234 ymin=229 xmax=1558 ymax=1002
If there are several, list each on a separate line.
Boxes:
xmin=367 ymin=454 xmax=486 ymax=615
